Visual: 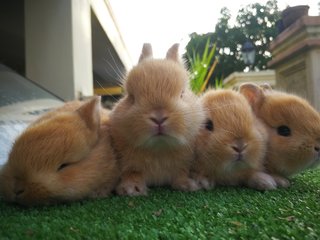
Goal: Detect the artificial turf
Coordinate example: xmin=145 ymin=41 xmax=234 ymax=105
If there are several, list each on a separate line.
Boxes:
xmin=1 ymin=169 xmax=320 ymax=240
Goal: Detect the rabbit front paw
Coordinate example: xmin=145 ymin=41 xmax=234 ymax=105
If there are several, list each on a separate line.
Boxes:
xmin=116 ymin=179 xmax=147 ymax=196
xmin=247 ymin=172 xmax=277 ymax=190
xmin=192 ymin=175 xmax=215 ymax=190
xmin=172 ymin=177 xmax=201 ymax=192
xmin=272 ymin=175 xmax=290 ymax=188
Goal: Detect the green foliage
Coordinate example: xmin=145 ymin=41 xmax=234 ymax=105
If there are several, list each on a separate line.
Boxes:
xmin=184 ymin=0 xmax=281 ymax=84
xmin=214 ymin=77 xmax=224 ymax=89
xmin=188 ymin=39 xmax=217 ymax=94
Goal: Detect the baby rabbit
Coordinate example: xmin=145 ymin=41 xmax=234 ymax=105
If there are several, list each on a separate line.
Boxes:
xmin=192 ymin=89 xmax=277 ymax=190
xmin=0 ymin=97 xmax=119 ymax=206
xmin=239 ymin=83 xmax=320 ymax=187
xmin=109 ymin=43 xmax=205 ymax=196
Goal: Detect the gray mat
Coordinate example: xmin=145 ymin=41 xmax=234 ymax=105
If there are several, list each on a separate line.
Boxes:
xmin=0 ymin=65 xmax=63 ymax=164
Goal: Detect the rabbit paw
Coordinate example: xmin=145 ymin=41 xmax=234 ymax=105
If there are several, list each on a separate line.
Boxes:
xmin=116 ymin=180 xmax=147 ymax=196
xmin=272 ymin=175 xmax=290 ymax=188
xmin=90 ymin=188 xmax=111 ymax=198
xmin=172 ymin=177 xmax=201 ymax=192
xmin=193 ymin=175 xmax=215 ymax=190
xmin=248 ymin=172 xmax=277 ymax=190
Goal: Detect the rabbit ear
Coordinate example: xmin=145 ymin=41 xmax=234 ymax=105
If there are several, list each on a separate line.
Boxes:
xmin=77 ymin=96 xmax=101 ymax=132
xmin=139 ymin=43 xmax=153 ymax=63
xmin=166 ymin=43 xmax=180 ymax=62
xmin=239 ymin=83 xmax=265 ymax=112
xmin=260 ymin=83 xmax=273 ymax=91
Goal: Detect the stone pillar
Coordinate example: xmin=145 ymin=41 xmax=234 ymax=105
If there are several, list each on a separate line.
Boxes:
xmin=25 ymin=0 xmax=93 ymax=101
xmin=268 ymin=16 xmax=320 ymax=111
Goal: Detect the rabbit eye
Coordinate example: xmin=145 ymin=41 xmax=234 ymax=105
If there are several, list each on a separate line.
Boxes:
xmin=57 ymin=163 xmax=71 ymax=171
xmin=205 ymin=119 xmax=214 ymax=131
xmin=277 ymin=125 xmax=291 ymax=137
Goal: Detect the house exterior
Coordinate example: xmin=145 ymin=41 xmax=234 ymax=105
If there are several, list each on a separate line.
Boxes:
xmin=0 ymin=0 xmax=132 ymax=100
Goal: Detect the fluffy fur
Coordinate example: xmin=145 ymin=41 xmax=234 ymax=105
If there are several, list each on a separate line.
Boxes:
xmin=0 ymin=97 xmax=119 ymax=206
xmin=110 ymin=43 xmax=205 ymax=196
xmin=192 ymin=89 xmax=276 ymax=190
xmin=240 ymin=83 xmax=320 ymax=187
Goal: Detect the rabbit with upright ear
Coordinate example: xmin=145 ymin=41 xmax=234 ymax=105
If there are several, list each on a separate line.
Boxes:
xmin=109 ymin=43 xmax=205 ymax=196
xmin=239 ymin=83 xmax=320 ymax=187
xmin=0 ymin=97 xmax=119 ymax=206
xmin=192 ymin=89 xmax=276 ymax=190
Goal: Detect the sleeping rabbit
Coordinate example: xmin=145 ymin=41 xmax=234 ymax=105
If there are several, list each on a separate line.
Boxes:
xmin=0 ymin=97 xmax=119 ymax=206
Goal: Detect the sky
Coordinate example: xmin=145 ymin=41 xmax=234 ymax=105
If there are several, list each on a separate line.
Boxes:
xmin=109 ymin=0 xmax=319 ymax=63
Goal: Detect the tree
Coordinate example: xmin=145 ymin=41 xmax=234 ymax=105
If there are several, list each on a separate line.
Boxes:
xmin=184 ymin=0 xmax=281 ymax=86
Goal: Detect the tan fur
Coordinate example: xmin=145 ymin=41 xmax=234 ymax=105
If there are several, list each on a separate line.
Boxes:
xmin=193 ymin=89 xmax=276 ymax=190
xmin=138 ymin=43 xmax=153 ymax=63
xmin=0 ymin=97 xmax=119 ymax=206
xmin=110 ymin=43 xmax=205 ymax=196
xmin=240 ymin=83 xmax=320 ymax=187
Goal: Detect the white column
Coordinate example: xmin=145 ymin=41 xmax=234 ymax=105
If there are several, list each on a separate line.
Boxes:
xmin=25 ymin=0 xmax=93 ymax=101
xmin=308 ymin=49 xmax=320 ymax=111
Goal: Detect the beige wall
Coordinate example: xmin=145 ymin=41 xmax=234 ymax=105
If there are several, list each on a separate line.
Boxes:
xmin=25 ymin=0 xmax=93 ymax=101
xmin=275 ymin=53 xmax=308 ymax=98
xmin=269 ymin=16 xmax=320 ymax=111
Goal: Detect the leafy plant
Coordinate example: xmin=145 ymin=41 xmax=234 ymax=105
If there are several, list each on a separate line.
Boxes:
xmin=214 ymin=77 xmax=224 ymax=89
xmin=188 ymin=39 xmax=218 ymax=94
xmin=185 ymin=0 xmax=280 ymax=84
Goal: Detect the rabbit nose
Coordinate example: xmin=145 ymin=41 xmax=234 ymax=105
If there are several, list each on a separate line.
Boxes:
xmin=232 ymin=140 xmax=247 ymax=153
xmin=150 ymin=110 xmax=168 ymax=125
xmin=150 ymin=116 xmax=168 ymax=125
xmin=14 ymin=188 xmax=25 ymax=197
xmin=232 ymin=146 xmax=243 ymax=153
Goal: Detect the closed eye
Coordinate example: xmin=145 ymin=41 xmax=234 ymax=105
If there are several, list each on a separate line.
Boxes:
xmin=180 ymin=90 xmax=184 ymax=98
xmin=57 ymin=163 xmax=72 ymax=171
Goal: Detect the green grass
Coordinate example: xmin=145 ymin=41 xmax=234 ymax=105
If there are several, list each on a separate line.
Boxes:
xmin=1 ymin=169 xmax=320 ymax=240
